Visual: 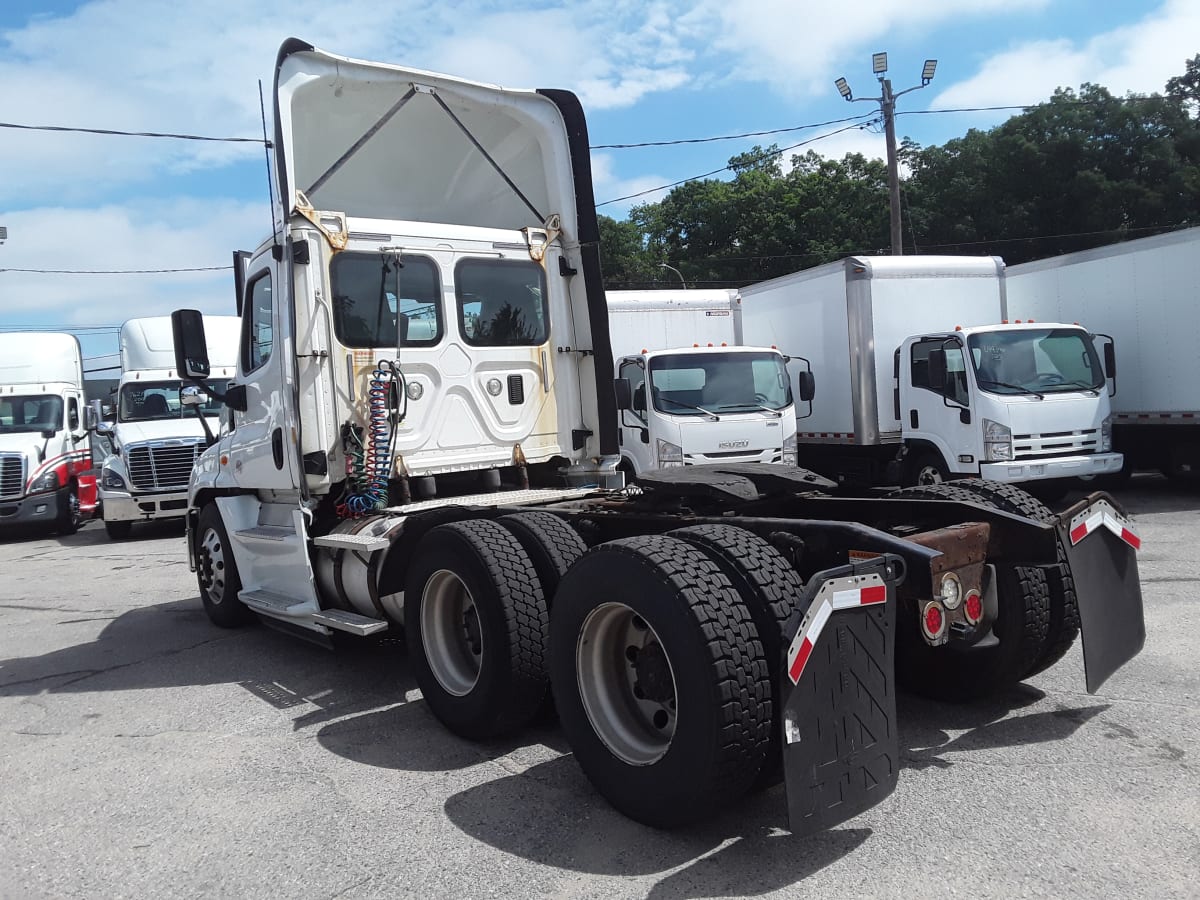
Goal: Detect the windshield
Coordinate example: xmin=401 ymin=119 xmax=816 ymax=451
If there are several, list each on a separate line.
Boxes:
xmin=968 ymin=329 xmax=1104 ymax=395
xmin=648 ymin=352 xmax=791 ymax=416
xmin=0 ymin=395 xmax=63 ymax=434
xmin=117 ymin=380 xmax=230 ymax=422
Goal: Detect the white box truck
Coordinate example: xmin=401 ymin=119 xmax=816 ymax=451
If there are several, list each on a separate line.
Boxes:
xmin=606 ymin=290 xmax=808 ymax=477
xmin=162 ymin=38 xmax=1145 ymax=835
xmin=0 ymin=332 xmax=98 ymax=534
xmin=739 ymin=256 xmax=1123 ymax=490
xmin=97 ymin=315 xmax=240 ymax=538
xmin=1007 ymin=227 xmax=1200 ymax=480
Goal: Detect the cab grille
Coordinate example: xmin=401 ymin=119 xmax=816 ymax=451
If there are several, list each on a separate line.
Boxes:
xmin=0 ymin=454 xmax=25 ymax=500
xmin=126 ymin=441 xmax=204 ymax=491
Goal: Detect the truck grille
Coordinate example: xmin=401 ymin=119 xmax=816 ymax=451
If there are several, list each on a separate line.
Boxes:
xmin=1013 ymin=429 xmax=1098 ymax=460
xmin=126 ymin=440 xmax=204 ymax=491
xmin=0 ymin=454 xmax=25 ymax=500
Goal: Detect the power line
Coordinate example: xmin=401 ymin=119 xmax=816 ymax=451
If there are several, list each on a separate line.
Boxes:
xmin=590 ymin=112 xmax=876 ymax=149
xmin=596 ymin=121 xmax=874 ymax=207
xmin=0 ymin=265 xmax=231 ymax=275
xmin=0 ymin=121 xmax=267 ymax=144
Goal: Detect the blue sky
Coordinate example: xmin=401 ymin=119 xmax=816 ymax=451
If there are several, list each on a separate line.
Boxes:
xmin=0 ymin=0 xmax=1193 ymax=373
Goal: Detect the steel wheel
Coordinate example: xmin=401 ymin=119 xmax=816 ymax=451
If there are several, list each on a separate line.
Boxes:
xmin=577 ymin=601 xmax=678 ymax=766
xmin=198 ymin=523 xmax=230 ymax=605
xmin=420 ymin=569 xmax=485 ymax=697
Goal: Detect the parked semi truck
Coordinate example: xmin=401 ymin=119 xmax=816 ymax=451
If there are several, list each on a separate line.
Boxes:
xmin=169 ymin=39 xmax=1145 ymax=834
xmin=606 ymin=289 xmax=811 ymax=477
xmin=97 ymin=315 xmax=240 ymax=538
xmin=1007 ymin=227 xmax=1200 ymax=481
xmin=0 ymin=332 xmax=98 ymax=534
xmin=739 ymin=256 xmax=1123 ymax=491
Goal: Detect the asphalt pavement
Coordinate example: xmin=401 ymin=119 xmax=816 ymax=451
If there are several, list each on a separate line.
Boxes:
xmin=1 ymin=477 xmax=1197 ymax=899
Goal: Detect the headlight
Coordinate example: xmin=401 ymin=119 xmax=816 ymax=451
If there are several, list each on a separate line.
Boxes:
xmin=782 ymin=432 xmax=797 ymax=466
xmin=1100 ymin=414 xmax=1113 ymax=452
xmin=983 ymin=418 xmax=1013 ymax=461
xmin=102 ymin=469 xmax=128 ymax=491
xmin=656 ymin=439 xmax=684 ymax=468
xmin=29 ymin=470 xmax=60 ymax=494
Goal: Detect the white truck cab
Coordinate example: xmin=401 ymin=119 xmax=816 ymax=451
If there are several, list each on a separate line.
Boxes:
xmin=98 ymin=316 xmax=239 ymax=538
xmin=898 ymin=322 xmax=1122 ymax=484
xmin=0 ymin=333 xmax=96 ymax=534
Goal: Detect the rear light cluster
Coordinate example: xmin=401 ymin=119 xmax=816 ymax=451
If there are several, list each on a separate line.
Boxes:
xmin=920 ymin=573 xmax=985 ymax=646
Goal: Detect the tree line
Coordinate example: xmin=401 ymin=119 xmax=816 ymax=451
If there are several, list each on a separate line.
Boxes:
xmin=598 ymin=55 xmax=1200 ymax=289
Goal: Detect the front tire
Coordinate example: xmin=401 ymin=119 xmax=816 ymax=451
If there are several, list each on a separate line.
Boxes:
xmin=550 ymin=535 xmax=771 ymax=828
xmin=903 ymin=449 xmax=950 ymax=486
xmin=404 ymin=519 xmax=549 ymax=740
xmin=195 ymin=504 xmax=254 ymax=628
xmin=55 ymin=482 xmax=80 ymax=536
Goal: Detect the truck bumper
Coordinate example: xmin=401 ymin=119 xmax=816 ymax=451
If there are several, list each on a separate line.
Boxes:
xmin=980 ymin=452 xmax=1123 ymax=482
xmin=100 ymin=489 xmax=190 ymax=522
xmin=0 ymin=487 xmax=66 ymax=528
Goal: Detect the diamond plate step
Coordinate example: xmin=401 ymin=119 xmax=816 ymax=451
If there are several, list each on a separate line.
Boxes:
xmin=236 ymin=525 xmax=296 ymax=542
xmin=312 ymin=609 xmax=389 ymax=636
xmin=313 ymin=532 xmax=391 ymax=552
xmin=240 ymin=589 xmax=308 ymax=615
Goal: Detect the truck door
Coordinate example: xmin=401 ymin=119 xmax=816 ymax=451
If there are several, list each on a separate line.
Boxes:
xmin=617 ymin=357 xmax=651 ymax=474
xmin=227 ymin=260 xmax=300 ymax=493
xmin=902 ymin=337 xmax=975 ymax=472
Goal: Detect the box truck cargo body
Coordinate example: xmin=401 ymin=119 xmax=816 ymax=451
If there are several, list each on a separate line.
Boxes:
xmin=0 ymin=332 xmax=97 ymax=534
xmin=739 ymin=256 xmax=1122 ymax=487
xmin=1007 ymin=227 xmax=1200 ymax=479
xmin=97 ymin=315 xmax=240 ymax=537
xmin=607 ymin=290 xmax=801 ymax=476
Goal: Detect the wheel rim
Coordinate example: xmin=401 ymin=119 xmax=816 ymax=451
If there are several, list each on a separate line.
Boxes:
xmin=68 ymin=488 xmax=80 ymax=526
xmin=576 ymin=602 xmax=678 ymax=766
xmin=198 ymin=526 xmax=228 ymax=605
xmin=421 ymin=569 xmax=483 ymax=697
xmin=916 ymin=464 xmax=944 ymax=485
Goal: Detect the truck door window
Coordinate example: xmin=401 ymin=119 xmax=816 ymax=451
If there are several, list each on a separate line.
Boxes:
xmin=243 ymin=272 xmax=274 ymax=372
xmin=619 ymin=359 xmax=646 ymax=420
xmin=330 ymin=252 xmax=442 ymax=348
xmin=455 ymin=258 xmax=548 ymax=347
xmin=68 ymin=398 xmax=79 ymax=431
xmin=911 ymin=339 xmax=968 ymax=406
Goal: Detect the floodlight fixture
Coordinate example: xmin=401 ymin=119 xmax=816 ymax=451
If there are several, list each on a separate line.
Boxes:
xmin=834 ymin=77 xmax=852 ymax=100
xmin=922 ymin=59 xmax=938 ymax=86
xmin=0 ymin=226 xmax=7 ymax=244
xmin=872 ymin=52 xmax=888 ymax=76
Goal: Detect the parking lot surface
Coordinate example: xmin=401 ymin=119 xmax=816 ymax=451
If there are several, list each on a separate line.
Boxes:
xmin=2 ymin=478 xmax=1198 ymax=899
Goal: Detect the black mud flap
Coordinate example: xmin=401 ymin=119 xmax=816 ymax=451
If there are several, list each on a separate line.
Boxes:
xmin=1058 ymin=496 xmax=1145 ymax=693
xmin=780 ymin=557 xmax=901 ymax=837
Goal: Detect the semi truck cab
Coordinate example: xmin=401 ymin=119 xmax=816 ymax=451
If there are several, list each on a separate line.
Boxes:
xmin=898 ymin=322 xmax=1123 ymax=484
xmin=613 ymin=346 xmax=805 ymax=476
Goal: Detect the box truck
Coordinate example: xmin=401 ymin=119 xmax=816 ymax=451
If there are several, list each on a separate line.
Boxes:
xmin=739 ymin=256 xmax=1123 ymax=490
xmin=165 ymin=38 xmax=1143 ymax=835
xmin=1007 ymin=227 xmax=1200 ymax=480
xmin=0 ymin=332 xmax=98 ymax=534
xmin=606 ymin=290 xmax=808 ymax=477
xmin=96 ymin=315 xmax=240 ymax=538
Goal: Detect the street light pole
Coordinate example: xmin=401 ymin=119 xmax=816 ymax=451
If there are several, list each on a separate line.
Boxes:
xmin=835 ymin=55 xmax=937 ymax=256
xmin=659 ymin=262 xmax=687 ymax=288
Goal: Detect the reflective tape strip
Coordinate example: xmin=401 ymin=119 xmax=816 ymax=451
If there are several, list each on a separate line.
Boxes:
xmin=786 ymin=578 xmax=888 ymax=684
xmin=1068 ymin=501 xmax=1141 ymax=550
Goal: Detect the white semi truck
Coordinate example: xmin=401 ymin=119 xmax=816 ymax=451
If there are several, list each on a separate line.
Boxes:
xmin=1007 ymin=227 xmax=1200 ymax=481
xmin=167 ymin=38 xmax=1145 ymax=834
xmin=739 ymin=256 xmax=1123 ymax=491
xmin=606 ymin=290 xmax=810 ymax=477
xmin=0 ymin=332 xmax=98 ymax=534
xmin=97 ymin=315 xmax=240 ymax=538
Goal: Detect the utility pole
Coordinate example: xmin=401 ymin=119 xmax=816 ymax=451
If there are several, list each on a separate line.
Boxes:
xmin=835 ymin=54 xmax=937 ymax=255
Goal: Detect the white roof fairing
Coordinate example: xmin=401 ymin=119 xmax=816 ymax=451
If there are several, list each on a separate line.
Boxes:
xmin=274 ymin=41 xmax=580 ymax=233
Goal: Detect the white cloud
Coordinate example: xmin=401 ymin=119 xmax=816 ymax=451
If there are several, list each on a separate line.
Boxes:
xmin=590 ymin=153 xmax=672 ymax=216
xmin=931 ymin=0 xmax=1200 ymax=109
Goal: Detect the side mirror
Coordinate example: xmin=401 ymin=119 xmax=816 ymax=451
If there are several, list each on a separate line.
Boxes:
xmin=181 ymin=386 xmax=209 ymax=407
xmin=927 ymin=348 xmax=947 ymax=391
xmin=84 ymin=402 xmax=99 ymax=431
xmin=1103 ymin=342 xmax=1116 ymax=379
xmin=40 ymin=428 xmax=57 ymax=440
xmin=171 ymin=309 xmax=211 ymax=381
xmin=224 ymin=384 xmax=249 ymax=412
xmin=614 ymin=377 xmax=633 ymax=411
xmin=797 ymin=371 xmax=816 ymax=403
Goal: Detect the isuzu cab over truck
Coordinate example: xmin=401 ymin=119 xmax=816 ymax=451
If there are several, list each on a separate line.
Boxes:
xmin=1007 ymin=227 xmax=1200 ymax=481
xmin=169 ymin=38 xmax=1146 ymax=834
xmin=606 ymin=290 xmax=810 ymax=477
xmin=738 ymin=256 xmax=1123 ymax=493
xmin=97 ymin=315 xmax=240 ymax=538
xmin=0 ymin=332 xmax=97 ymax=534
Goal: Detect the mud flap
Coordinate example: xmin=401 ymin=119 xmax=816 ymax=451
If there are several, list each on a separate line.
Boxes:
xmin=1058 ymin=496 xmax=1145 ymax=693
xmin=780 ymin=557 xmax=901 ymax=836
